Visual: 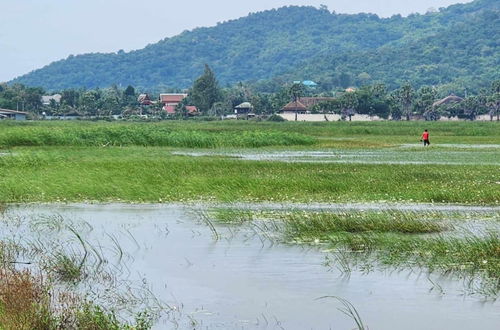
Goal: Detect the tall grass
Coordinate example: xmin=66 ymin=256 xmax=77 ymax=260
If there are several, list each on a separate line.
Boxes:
xmin=0 ymin=268 xmax=152 ymax=329
xmin=281 ymin=211 xmax=446 ymax=241
xmin=0 ymin=122 xmax=315 ymax=148
xmin=1 ymin=120 xmax=499 ymax=148
xmin=206 ymin=208 xmax=500 ymax=295
xmin=0 ymin=147 xmax=498 ymax=204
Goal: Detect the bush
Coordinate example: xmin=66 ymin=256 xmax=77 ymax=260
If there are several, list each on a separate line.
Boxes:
xmin=267 ymin=114 xmax=286 ymax=122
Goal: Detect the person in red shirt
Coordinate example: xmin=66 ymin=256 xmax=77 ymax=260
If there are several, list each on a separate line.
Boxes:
xmin=421 ymin=129 xmax=430 ymax=146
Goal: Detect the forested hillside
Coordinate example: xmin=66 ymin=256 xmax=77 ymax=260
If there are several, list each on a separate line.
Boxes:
xmin=10 ymin=0 xmax=499 ymax=92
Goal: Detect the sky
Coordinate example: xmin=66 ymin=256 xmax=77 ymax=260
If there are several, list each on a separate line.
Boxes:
xmin=0 ymin=0 xmax=472 ymax=82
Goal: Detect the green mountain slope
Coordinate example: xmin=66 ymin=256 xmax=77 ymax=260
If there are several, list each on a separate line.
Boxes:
xmin=10 ymin=0 xmax=500 ymax=91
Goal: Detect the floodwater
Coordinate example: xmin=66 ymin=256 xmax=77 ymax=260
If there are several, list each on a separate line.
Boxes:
xmin=3 ymin=204 xmax=500 ymax=330
xmin=400 ymin=143 xmax=500 ymax=149
xmin=173 ymin=149 xmax=500 ymax=165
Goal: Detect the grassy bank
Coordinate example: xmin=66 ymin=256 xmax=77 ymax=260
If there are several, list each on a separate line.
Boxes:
xmin=0 ymin=147 xmax=498 ymax=204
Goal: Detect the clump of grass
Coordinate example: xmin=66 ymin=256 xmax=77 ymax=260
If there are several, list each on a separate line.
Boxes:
xmin=74 ymin=304 xmax=123 ymax=330
xmin=210 ymin=208 xmax=255 ymax=224
xmin=324 ymin=232 xmax=500 ymax=293
xmin=52 ymin=253 xmax=84 ymax=283
xmin=280 ymin=211 xmax=446 ymax=242
xmin=0 ymin=267 xmax=155 ymax=330
xmin=316 ymin=296 xmax=366 ymax=330
xmin=0 ymin=269 xmax=56 ymax=329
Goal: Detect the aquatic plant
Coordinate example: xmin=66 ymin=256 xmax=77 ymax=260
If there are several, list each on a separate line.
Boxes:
xmin=316 ymin=296 xmax=366 ymax=330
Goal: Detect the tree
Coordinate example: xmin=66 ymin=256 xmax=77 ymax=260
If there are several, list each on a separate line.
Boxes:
xmin=339 ymin=91 xmax=359 ymax=121
xmin=487 ymin=80 xmax=500 ymax=121
xmin=123 ymin=85 xmax=136 ymax=106
xmin=288 ymin=83 xmax=305 ymax=102
xmin=80 ymin=90 xmax=102 ymax=117
xmin=414 ymin=86 xmax=437 ymax=120
xmin=190 ymin=64 xmax=222 ymax=114
xmin=397 ymin=83 xmax=415 ymax=120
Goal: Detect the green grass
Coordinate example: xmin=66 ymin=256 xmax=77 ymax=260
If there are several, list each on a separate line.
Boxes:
xmin=280 ymin=211 xmax=447 ymax=238
xmin=208 ymin=208 xmax=500 ymax=295
xmin=0 ymin=121 xmax=315 ymax=148
xmin=0 ymin=146 xmax=498 ymax=204
xmin=0 ymin=121 xmax=498 ymax=204
xmin=1 ymin=120 xmax=499 ymax=148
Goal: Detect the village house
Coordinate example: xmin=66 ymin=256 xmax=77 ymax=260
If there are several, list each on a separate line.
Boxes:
xmin=137 ymin=93 xmax=153 ymax=106
xmin=159 ymin=93 xmax=198 ymax=115
xmin=293 ymin=80 xmax=318 ymax=89
xmin=0 ymin=108 xmax=28 ymax=120
xmin=234 ymin=102 xmax=255 ymax=119
xmin=280 ymin=100 xmax=308 ymax=115
xmin=280 ymin=97 xmax=336 ymax=115
xmin=159 ymin=93 xmax=188 ymax=106
xmin=41 ymin=94 xmax=62 ymax=106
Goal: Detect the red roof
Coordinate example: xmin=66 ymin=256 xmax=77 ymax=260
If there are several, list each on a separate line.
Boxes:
xmin=163 ymin=105 xmax=198 ymax=114
xmin=281 ymin=101 xmax=308 ymax=112
xmin=185 ymin=106 xmax=198 ymax=113
xmin=159 ymin=94 xmax=187 ymax=104
xmin=163 ymin=105 xmax=176 ymax=114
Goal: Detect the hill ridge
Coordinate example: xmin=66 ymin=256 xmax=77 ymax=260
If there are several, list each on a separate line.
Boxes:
xmin=10 ymin=0 xmax=500 ymax=91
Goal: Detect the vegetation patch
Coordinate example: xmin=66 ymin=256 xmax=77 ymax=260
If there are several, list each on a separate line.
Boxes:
xmin=207 ymin=208 xmax=500 ymax=297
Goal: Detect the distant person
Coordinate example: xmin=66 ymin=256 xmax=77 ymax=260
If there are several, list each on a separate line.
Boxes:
xmin=421 ymin=129 xmax=430 ymax=146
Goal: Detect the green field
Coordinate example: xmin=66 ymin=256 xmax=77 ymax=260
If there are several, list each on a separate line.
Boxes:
xmin=0 ymin=121 xmax=499 ymax=204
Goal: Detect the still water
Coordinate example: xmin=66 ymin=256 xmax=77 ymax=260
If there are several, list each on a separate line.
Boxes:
xmin=3 ymin=204 xmax=499 ymax=329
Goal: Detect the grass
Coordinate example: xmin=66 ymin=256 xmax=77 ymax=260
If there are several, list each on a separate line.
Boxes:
xmin=0 ymin=146 xmax=498 ymax=204
xmin=1 ymin=120 xmax=499 ymax=148
xmin=0 ymin=121 xmax=315 ymax=148
xmin=280 ymin=211 xmax=447 ymax=239
xmin=0 ymin=213 xmax=157 ymax=329
xmin=52 ymin=254 xmax=84 ymax=283
xmin=0 ymin=120 xmax=497 ymax=204
xmin=208 ymin=208 xmax=500 ymax=296
xmin=0 ymin=268 xmax=152 ymax=330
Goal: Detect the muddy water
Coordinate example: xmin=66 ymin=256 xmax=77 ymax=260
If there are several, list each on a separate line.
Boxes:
xmin=4 ymin=204 xmax=500 ymax=330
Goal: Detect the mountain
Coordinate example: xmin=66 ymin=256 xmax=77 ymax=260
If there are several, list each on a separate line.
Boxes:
xmin=10 ymin=0 xmax=500 ymax=92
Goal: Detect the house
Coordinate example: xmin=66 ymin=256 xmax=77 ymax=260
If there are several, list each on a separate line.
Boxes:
xmin=163 ymin=105 xmax=198 ymax=115
xmin=159 ymin=93 xmax=198 ymax=115
xmin=432 ymin=95 xmax=464 ymax=107
xmin=280 ymin=97 xmax=336 ymax=114
xmin=293 ymin=80 xmax=318 ymax=88
xmin=41 ymin=94 xmax=62 ymax=106
xmin=0 ymin=108 xmax=28 ymax=120
xmin=159 ymin=93 xmax=188 ymax=106
xmin=137 ymin=94 xmax=153 ymax=106
xmin=280 ymin=101 xmax=308 ymax=121
xmin=302 ymin=80 xmax=318 ymax=88
xmin=234 ymin=102 xmax=255 ymax=119
xmin=281 ymin=100 xmax=308 ymax=114
xmin=298 ymin=97 xmax=335 ymax=109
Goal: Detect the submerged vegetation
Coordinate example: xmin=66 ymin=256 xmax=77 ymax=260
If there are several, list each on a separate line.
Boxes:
xmin=209 ymin=208 xmax=500 ymax=297
xmin=0 ymin=213 xmax=159 ymax=329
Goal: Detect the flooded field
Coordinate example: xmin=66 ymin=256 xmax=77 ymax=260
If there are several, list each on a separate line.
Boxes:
xmin=2 ymin=203 xmax=499 ymax=329
xmin=173 ymin=147 xmax=500 ymax=165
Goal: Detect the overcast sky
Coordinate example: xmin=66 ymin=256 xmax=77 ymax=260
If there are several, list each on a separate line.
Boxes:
xmin=0 ymin=0 xmax=471 ymax=82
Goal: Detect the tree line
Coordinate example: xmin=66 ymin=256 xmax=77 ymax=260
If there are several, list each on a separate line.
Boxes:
xmin=1 ymin=66 xmax=499 ymax=121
